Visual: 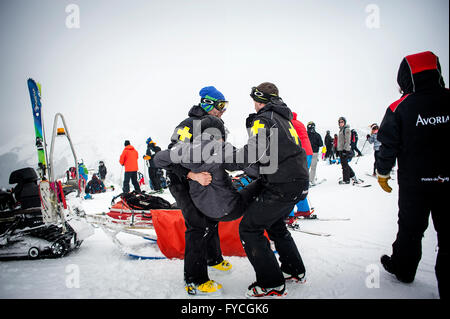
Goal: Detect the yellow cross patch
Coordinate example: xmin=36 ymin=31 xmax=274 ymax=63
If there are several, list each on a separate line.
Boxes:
xmin=289 ymin=122 xmax=299 ymax=145
xmin=177 ymin=126 xmax=192 ymax=141
xmin=251 ymin=120 xmax=265 ymax=136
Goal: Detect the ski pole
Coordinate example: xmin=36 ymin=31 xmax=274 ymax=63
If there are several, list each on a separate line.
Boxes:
xmin=355 ymin=139 xmax=368 ymax=164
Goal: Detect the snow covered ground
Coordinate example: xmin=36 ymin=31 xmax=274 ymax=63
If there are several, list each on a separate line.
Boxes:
xmin=0 ymin=152 xmax=440 ymax=299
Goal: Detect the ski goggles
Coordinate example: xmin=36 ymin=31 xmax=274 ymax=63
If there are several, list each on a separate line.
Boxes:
xmin=200 ymin=97 xmax=229 ymax=112
xmin=250 ymin=87 xmax=276 ymax=103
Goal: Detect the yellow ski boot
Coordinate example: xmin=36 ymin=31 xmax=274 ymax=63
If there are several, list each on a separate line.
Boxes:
xmin=210 ymin=259 xmax=233 ymax=272
xmin=185 ymin=280 xmax=223 ymax=296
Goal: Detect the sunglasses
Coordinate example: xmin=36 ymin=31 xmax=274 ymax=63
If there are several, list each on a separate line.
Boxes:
xmin=201 ymin=98 xmax=228 ymax=112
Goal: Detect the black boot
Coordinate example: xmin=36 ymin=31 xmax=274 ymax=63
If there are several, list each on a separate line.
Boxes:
xmin=381 ymin=255 xmax=414 ymax=284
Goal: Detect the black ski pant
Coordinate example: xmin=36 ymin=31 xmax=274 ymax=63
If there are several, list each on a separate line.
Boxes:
xmin=351 ymin=143 xmax=362 ymax=156
xmin=390 ymin=183 xmax=448 ymax=298
xmin=325 ymin=145 xmax=333 ymax=160
xmin=339 ymin=151 xmax=355 ymax=182
xmin=148 ymin=167 xmax=162 ymax=191
xmin=239 ymin=182 xmax=308 ymax=288
xmin=123 ymin=171 xmax=141 ymax=193
xmin=169 ymin=182 xmax=223 ymax=285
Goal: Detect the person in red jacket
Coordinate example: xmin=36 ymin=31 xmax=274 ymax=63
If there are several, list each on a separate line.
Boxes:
xmin=119 ymin=140 xmax=141 ymax=193
xmin=286 ymin=112 xmax=314 ymax=221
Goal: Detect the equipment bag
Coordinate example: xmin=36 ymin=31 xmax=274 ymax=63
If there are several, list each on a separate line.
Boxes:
xmin=120 ymin=191 xmax=171 ymax=210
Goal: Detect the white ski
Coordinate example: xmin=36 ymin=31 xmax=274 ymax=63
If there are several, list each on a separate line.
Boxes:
xmin=310 ymin=178 xmax=326 ymax=186
xmin=287 ymin=224 xmax=331 ymax=236
xmin=304 ymin=217 xmax=350 ymax=221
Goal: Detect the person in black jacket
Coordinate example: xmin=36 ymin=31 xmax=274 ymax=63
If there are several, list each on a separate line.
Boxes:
xmin=98 ymin=161 xmax=107 ymax=181
xmin=159 ymin=86 xmax=232 ymax=296
xmin=377 ymin=51 xmax=449 ymax=298
xmin=306 ymin=121 xmax=323 ymax=185
xmin=85 ymin=174 xmax=106 ymax=194
xmin=143 ymin=137 xmax=163 ymax=192
xmin=350 ymin=129 xmax=362 ymax=157
xmin=324 ymin=130 xmax=334 ymax=161
xmin=236 ymin=82 xmax=309 ymax=298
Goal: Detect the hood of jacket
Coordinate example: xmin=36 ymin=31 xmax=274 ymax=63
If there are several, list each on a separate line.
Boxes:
xmin=257 ymin=97 xmax=293 ymax=121
xmin=124 ymin=145 xmax=136 ymax=151
xmin=397 ymin=51 xmax=445 ymax=94
xmin=188 ymin=104 xmax=208 ymax=118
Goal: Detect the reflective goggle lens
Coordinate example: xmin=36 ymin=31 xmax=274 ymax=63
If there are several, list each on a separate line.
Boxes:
xmin=215 ymin=101 xmax=228 ymax=112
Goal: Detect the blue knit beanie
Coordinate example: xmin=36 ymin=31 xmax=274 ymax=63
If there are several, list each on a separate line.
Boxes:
xmin=199 ymin=86 xmax=225 ymax=112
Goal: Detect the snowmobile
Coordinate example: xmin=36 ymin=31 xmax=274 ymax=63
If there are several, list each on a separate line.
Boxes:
xmin=0 ymin=167 xmax=90 ymax=259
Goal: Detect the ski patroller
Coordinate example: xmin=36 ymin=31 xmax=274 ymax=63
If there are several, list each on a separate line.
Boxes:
xmin=27 ymin=78 xmax=48 ymax=180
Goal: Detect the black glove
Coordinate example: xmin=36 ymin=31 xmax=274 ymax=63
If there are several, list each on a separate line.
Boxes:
xmin=246 ymin=113 xmax=257 ymax=128
xmin=366 ymin=134 xmax=370 ymax=139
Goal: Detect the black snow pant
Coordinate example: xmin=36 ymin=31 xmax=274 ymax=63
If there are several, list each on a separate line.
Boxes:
xmin=148 ymin=167 xmax=162 ymax=191
xmin=325 ymin=145 xmax=333 ymax=160
xmin=390 ymin=183 xmax=448 ymax=298
xmin=123 ymin=171 xmax=141 ymax=193
xmin=339 ymin=151 xmax=355 ymax=182
xmin=169 ymin=182 xmax=223 ymax=285
xmin=351 ymin=143 xmax=362 ymax=156
xmin=239 ymin=181 xmax=308 ymax=288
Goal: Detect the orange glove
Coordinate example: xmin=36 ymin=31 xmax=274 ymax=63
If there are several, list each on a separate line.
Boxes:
xmin=143 ymin=155 xmax=151 ymax=160
xmin=376 ymin=171 xmax=392 ymax=193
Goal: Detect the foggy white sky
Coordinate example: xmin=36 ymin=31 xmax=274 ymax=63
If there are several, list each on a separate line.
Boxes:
xmin=0 ymin=0 xmax=449 ymax=152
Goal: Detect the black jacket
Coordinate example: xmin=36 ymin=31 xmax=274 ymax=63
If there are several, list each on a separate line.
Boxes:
xmin=377 ymin=51 xmax=450 ymax=186
xmin=145 ymin=143 xmax=161 ymax=167
xmin=168 ymin=105 xmax=226 ymax=149
xmin=163 ymin=105 xmax=227 ymax=184
xmin=234 ymin=98 xmax=309 ymax=194
xmin=307 ymin=129 xmax=323 ymax=153
xmin=324 ymin=133 xmax=333 ymax=149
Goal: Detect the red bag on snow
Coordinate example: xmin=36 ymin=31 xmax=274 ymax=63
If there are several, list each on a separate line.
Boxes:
xmin=151 ymin=210 xmax=248 ymax=259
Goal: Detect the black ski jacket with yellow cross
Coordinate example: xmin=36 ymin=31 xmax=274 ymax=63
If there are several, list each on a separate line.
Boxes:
xmin=168 ymin=104 xmax=226 ymax=149
xmin=235 ymin=98 xmax=309 ymax=187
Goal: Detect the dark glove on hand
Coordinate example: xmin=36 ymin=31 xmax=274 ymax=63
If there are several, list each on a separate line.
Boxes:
xmin=366 ymin=134 xmax=371 ymax=139
xmin=246 ymin=113 xmax=257 ymax=128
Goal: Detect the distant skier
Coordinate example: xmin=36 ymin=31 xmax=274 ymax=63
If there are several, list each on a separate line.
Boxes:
xmin=366 ymin=124 xmax=381 ymax=176
xmin=306 ymin=121 xmax=323 ymax=185
xmin=324 ymin=130 xmax=334 ymax=161
xmin=337 ymin=117 xmax=357 ymax=184
xmin=98 ymin=161 xmax=107 ymax=181
xmin=376 ymin=51 xmax=449 ymax=299
xmin=119 ymin=140 xmax=141 ymax=193
xmin=332 ymin=133 xmax=338 ymax=162
xmin=350 ymin=129 xmax=362 ymax=157
xmin=143 ymin=137 xmax=163 ymax=193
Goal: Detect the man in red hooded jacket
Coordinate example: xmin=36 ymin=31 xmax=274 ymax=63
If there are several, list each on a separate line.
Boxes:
xmin=119 ymin=140 xmax=141 ymax=193
xmin=286 ymin=112 xmax=314 ymax=220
